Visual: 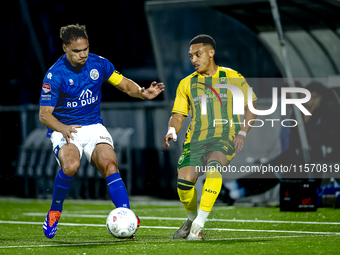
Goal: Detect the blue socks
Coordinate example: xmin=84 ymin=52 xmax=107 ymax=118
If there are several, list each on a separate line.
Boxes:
xmin=106 ymin=173 xmax=130 ymax=209
xmin=50 ymin=169 xmax=74 ymax=212
xmin=50 ymin=170 xmax=129 ymax=211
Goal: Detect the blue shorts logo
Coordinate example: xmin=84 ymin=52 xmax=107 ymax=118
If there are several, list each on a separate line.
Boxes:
xmin=53 ymin=145 xmax=61 ymax=159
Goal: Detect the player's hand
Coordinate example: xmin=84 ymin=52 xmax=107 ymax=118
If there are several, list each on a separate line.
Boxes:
xmin=59 ymin=124 xmax=82 ymax=144
xmin=163 ymin=127 xmax=177 ymax=148
xmin=233 ymin=134 xmax=245 ymax=152
xmin=141 ymin=81 xmax=165 ymax=100
xmin=163 ymin=133 xmax=177 ymax=148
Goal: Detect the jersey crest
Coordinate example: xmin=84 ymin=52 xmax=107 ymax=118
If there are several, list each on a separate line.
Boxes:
xmin=90 ymin=69 xmax=99 ymax=80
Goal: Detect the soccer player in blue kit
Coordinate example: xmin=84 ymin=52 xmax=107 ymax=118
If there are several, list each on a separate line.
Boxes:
xmin=39 ymin=24 xmax=164 ymax=239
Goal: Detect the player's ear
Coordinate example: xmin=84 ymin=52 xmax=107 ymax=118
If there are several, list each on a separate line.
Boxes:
xmin=209 ymin=49 xmax=215 ymax=59
xmin=62 ymin=44 xmax=67 ymax=53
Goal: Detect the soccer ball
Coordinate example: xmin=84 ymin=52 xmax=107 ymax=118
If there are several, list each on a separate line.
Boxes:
xmin=106 ymin=208 xmax=138 ymax=239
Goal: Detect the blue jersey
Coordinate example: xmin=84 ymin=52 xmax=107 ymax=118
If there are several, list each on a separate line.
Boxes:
xmin=40 ymin=53 xmax=116 ymax=137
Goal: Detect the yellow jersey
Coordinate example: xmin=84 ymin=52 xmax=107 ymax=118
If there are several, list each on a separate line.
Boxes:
xmin=172 ymin=66 xmax=257 ymax=145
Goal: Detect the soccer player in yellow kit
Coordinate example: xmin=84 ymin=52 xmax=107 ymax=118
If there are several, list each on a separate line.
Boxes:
xmin=163 ymin=35 xmax=257 ymax=240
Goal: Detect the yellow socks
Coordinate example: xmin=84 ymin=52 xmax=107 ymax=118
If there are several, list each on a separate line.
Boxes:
xmin=199 ymin=160 xmax=223 ymax=212
xmin=177 ymin=179 xmax=197 ymax=219
xmin=177 ymin=160 xmax=223 ymax=227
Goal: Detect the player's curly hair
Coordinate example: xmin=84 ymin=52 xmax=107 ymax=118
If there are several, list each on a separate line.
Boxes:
xmin=60 ymin=24 xmax=88 ymax=45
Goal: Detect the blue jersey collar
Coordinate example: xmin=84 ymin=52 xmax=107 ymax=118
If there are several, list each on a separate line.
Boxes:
xmin=63 ymin=54 xmax=87 ymax=73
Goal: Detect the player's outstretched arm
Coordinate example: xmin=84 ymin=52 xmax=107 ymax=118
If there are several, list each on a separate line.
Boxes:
xmin=39 ymin=106 xmax=82 ymax=144
xmin=163 ymin=113 xmax=186 ymax=148
xmin=115 ymin=77 xmax=164 ymax=100
xmin=233 ymin=101 xmax=257 ymax=152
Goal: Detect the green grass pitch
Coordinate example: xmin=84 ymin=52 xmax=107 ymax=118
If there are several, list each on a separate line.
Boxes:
xmin=0 ymin=198 xmax=339 ymax=254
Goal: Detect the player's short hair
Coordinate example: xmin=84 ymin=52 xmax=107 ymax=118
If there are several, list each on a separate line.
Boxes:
xmin=189 ymin=34 xmax=216 ymax=50
xmin=60 ymin=24 xmax=88 ymax=45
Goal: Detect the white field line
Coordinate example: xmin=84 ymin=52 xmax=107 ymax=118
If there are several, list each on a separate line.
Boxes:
xmin=212 ymin=206 xmax=236 ymax=210
xmin=0 ymin=242 xmax=123 ymax=249
xmin=0 ymin=197 xmax=182 ymax=206
xmin=64 ymin=206 xmax=235 ymax=214
xmin=0 ymin=234 xmax=336 ymax=249
xmin=0 ymin=220 xmax=340 ymax=236
xmin=22 ymin=213 xmax=340 ymax=225
xmin=63 ymin=207 xmax=209 ymax=214
xmin=207 ymin=234 xmax=332 ymax=241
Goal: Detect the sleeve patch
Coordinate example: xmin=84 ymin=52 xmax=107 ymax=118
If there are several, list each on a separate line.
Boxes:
xmin=42 ymin=83 xmax=51 ymax=93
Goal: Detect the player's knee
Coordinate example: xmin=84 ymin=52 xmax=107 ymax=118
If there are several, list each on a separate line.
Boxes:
xmin=62 ymin=158 xmax=80 ymax=176
xmin=103 ymin=160 xmax=118 ymax=177
xmin=177 ymin=168 xmax=196 ymax=183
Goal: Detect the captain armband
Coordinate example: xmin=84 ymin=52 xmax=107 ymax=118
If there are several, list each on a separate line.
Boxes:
xmin=108 ymin=70 xmax=123 ymax=86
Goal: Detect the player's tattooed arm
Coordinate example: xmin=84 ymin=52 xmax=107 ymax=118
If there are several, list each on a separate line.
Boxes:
xmin=39 ymin=106 xmax=82 ymax=144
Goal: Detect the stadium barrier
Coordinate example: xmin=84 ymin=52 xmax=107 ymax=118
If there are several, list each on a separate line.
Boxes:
xmin=15 ymin=127 xmax=134 ymax=198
